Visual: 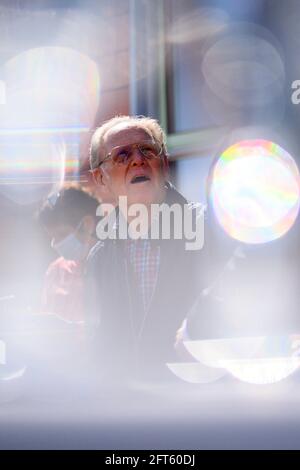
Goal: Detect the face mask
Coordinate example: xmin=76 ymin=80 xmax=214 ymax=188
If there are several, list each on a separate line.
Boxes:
xmin=52 ymin=222 xmax=87 ymax=261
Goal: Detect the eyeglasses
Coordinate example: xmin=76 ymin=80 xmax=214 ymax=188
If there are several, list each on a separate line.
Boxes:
xmin=97 ymin=141 xmax=163 ymax=167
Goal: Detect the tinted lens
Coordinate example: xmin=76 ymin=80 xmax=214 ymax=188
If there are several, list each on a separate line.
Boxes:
xmin=111 ymin=146 xmax=131 ymax=164
xmin=138 ymin=142 xmax=161 ymax=158
xmin=109 ymin=142 xmax=161 ymax=165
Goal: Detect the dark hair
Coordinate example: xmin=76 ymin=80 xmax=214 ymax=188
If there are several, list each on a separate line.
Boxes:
xmin=37 ymin=183 xmax=100 ymax=229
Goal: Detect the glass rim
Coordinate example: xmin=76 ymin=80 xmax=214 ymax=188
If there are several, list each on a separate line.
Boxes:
xmin=97 ymin=140 xmax=163 ymax=168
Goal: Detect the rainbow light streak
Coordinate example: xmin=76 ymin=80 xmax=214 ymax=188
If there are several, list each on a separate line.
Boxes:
xmin=211 ymin=140 xmax=300 ymax=244
xmin=0 ymin=159 xmax=79 ymax=172
xmin=0 ymin=127 xmax=90 ymax=135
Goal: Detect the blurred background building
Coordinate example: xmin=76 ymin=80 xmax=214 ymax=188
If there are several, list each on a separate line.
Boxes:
xmin=0 ymin=0 xmax=299 ymax=319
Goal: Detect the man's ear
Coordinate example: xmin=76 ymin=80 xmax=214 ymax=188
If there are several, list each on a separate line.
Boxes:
xmin=91 ymin=167 xmax=113 ymax=202
xmin=91 ymin=167 xmax=104 ymax=187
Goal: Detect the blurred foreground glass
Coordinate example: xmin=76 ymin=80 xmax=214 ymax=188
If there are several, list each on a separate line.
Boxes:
xmin=168 ymin=335 xmax=300 ymax=385
xmin=0 ymin=46 xmax=100 ymax=204
xmin=210 ymin=140 xmax=300 ymax=244
xmin=165 ymin=1 xmax=283 ymax=132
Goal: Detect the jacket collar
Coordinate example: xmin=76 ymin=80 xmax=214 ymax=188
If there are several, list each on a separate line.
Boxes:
xmin=111 ymin=182 xmax=190 ymax=242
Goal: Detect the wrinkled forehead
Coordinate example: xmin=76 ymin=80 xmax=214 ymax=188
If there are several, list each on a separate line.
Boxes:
xmin=103 ymin=123 xmax=153 ymax=154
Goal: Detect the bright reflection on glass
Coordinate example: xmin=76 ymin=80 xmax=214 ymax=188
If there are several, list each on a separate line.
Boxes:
xmin=167 ymin=336 xmax=300 ymax=385
xmin=202 ymin=24 xmax=285 ymax=108
xmin=1 ymin=366 xmax=26 ymax=382
xmin=184 ymin=337 xmax=265 ymax=368
xmin=0 ymin=135 xmax=66 ymax=204
xmin=0 ymin=47 xmax=100 ymax=204
xmin=167 ymin=7 xmax=229 ymax=45
xmin=2 ymin=46 xmax=100 ymax=129
xmin=166 ymin=362 xmax=226 ymax=384
xmin=219 ymin=357 xmax=300 ymax=385
xmin=211 ymin=140 xmax=300 ymax=244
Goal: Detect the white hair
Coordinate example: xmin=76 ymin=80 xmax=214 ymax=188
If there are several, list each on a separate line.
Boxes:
xmin=89 ymin=115 xmax=168 ymax=170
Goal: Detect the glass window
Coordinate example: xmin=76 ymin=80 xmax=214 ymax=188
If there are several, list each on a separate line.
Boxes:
xmin=165 ymin=0 xmax=273 ymax=133
xmin=176 ymin=154 xmax=213 ymax=204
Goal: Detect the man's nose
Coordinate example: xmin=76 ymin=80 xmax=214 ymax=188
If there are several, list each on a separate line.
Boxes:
xmin=131 ymin=146 xmax=146 ymax=165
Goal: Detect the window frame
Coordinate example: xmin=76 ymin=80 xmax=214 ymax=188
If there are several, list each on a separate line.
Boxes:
xmin=129 ymin=0 xmax=228 ymax=161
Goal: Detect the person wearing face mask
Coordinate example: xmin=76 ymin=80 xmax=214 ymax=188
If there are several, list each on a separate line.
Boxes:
xmin=38 ymin=184 xmax=100 ymax=322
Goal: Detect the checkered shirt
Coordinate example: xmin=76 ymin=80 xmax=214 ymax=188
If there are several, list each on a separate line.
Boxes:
xmin=125 ymin=239 xmax=160 ymax=313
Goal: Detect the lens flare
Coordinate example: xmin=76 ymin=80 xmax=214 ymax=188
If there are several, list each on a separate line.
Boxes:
xmin=0 ymin=135 xmax=67 ymax=204
xmin=179 ymin=336 xmax=300 ymax=385
xmin=184 ymin=337 xmax=265 ymax=368
xmin=219 ymin=357 xmax=300 ymax=385
xmin=3 ymin=46 xmax=100 ymax=129
xmin=166 ymin=362 xmax=226 ymax=384
xmin=0 ymin=47 xmax=100 ymax=204
xmin=211 ymin=140 xmax=300 ymax=243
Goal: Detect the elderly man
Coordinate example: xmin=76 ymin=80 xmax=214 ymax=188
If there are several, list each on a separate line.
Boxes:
xmin=86 ymin=115 xmax=207 ymax=382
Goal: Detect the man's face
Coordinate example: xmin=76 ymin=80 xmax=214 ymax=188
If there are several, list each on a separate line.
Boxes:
xmin=94 ymin=124 xmax=169 ymax=207
xmin=47 ymin=217 xmax=96 ymax=260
